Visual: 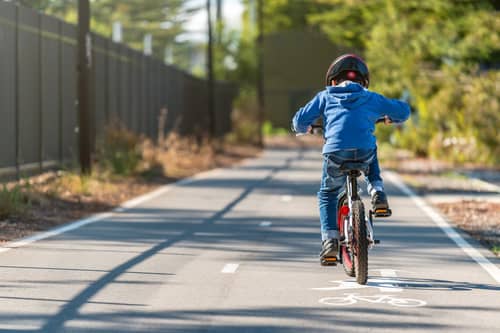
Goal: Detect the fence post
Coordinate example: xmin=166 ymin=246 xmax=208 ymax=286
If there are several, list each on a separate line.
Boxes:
xmin=58 ymin=20 xmax=63 ymax=167
xmin=14 ymin=4 xmax=20 ymax=179
xmin=77 ymin=0 xmax=92 ymax=174
xmin=38 ymin=12 xmax=43 ymax=172
xmin=158 ymin=107 xmax=168 ymax=149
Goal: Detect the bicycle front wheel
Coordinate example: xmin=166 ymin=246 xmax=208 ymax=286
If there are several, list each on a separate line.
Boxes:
xmin=338 ymin=194 xmax=355 ymax=277
xmin=352 ymin=200 xmax=368 ymax=284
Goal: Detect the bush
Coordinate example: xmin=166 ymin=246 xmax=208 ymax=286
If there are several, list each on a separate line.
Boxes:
xmin=463 ymin=71 xmax=500 ymax=165
xmin=225 ymin=90 xmax=261 ymax=145
xmin=391 ymin=69 xmax=499 ymax=166
xmin=98 ymin=125 xmax=142 ymax=176
xmin=0 ymin=184 xmax=30 ymax=220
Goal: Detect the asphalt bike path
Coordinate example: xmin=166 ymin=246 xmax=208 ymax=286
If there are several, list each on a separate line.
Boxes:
xmin=0 ymin=148 xmax=499 ymax=332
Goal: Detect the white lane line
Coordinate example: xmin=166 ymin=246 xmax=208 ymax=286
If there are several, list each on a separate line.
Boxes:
xmin=385 ymin=171 xmax=500 ymax=284
xmin=0 ymin=168 xmax=223 ymax=254
xmin=281 ymin=195 xmax=293 ymax=202
xmin=221 ymin=263 xmax=240 ymax=274
xmin=260 ymin=221 xmax=272 ymax=227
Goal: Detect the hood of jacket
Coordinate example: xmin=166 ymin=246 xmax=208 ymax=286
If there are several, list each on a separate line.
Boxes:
xmin=325 ymin=81 xmax=370 ymax=109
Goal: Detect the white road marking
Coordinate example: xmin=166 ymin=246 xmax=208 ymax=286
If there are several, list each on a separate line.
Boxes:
xmin=221 ymin=263 xmax=240 ymax=274
xmin=385 ymin=171 xmax=500 ymax=284
xmin=311 ymin=279 xmax=403 ymax=293
xmin=319 ymin=293 xmax=426 ymax=308
xmin=259 ymin=221 xmax=272 ymax=227
xmin=280 ymin=195 xmax=293 ymax=202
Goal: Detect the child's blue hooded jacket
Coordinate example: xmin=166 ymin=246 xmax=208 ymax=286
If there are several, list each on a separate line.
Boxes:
xmin=292 ymin=82 xmax=410 ymax=154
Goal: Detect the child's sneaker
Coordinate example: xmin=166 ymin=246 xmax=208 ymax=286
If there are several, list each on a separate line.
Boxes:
xmin=320 ymin=238 xmax=339 ymax=264
xmin=371 ymin=191 xmax=389 ymax=211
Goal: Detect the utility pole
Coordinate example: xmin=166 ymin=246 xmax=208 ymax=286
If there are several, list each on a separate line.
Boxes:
xmin=256 ymin=0 xmax=264 ymax=147
xmin=206 ymin=0 xmax=216 ymax=138
xmin=77 ymin=0 xmax=92 ymax=174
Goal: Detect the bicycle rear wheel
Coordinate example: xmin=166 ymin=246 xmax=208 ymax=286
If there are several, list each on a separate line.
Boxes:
xmin=352 ymin=200 xmax=368 ymax=284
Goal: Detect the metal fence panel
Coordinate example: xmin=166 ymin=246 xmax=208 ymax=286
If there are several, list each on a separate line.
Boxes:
xmin=107 ymin=41 xmax=119 ymax=121
xmin=61 ymin=22 xmax=77 ymax=162
xmin=0 ymin=2 xmax=17 ymax=169
xmin=146 ymin=57 xmax=155 ymax=138
xmin=139 ymin=55 xmax=147 ymax=135
xmin=118 ymin=45 xmax=130 ymax=128
xmin=41 ymin=15 xmax=61 ymax=163
xmin=0 ymin=5 xmax=237 ymax=177
xmin=93 ymin=33 xmax=107 ymax=141
xmin=130 ymin=50 xmax=141 ymax=134
xmin=18 ymin=6 xmax=41 ymax=165
xmin=165 ymin=66 xmax=183 ymax=133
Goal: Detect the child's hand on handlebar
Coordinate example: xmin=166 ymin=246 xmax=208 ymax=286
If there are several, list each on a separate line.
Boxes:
xmin=376 ymin=116 xmax=393 ymax=125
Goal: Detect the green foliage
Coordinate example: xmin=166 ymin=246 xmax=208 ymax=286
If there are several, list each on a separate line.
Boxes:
xmin=310 ymin=0 xmax=500 ymax=165
xmin=225 ymin=89 xmax=261 ymax=145
xmin=0 ymin=184 xmax=30 ymax=220
xmin=21 ymin=0 xmax=191 ymax=61
xmin=262 ymin=121 xmax=288 ymax=136
xmin=98 ymin=125 xmax=142 ymax=176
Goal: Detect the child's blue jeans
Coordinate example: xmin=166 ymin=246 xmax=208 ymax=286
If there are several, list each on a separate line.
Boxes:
xmin=318 ymin=148 xmax=383 ymax=241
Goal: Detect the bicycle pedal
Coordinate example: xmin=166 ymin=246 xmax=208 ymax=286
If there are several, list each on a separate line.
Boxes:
xmin=321 ymin=257 xmax=338 ymax=266
xmin=373 ymin=208 xmax=392 ymax=217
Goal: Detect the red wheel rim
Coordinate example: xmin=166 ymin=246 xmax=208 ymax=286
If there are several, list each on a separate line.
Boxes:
xmin=338 ymin=205 xmax=353 ymax=270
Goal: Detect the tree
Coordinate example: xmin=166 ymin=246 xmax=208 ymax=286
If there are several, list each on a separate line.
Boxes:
xmin=19 ymin=0 xmax=193 ymax=60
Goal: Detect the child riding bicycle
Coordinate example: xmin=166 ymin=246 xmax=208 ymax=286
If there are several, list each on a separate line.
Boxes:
xmin=291 ymin=54 xmax=410 ymax=263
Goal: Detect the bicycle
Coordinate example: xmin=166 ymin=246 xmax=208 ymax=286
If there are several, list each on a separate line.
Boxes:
xmin=302 ymin=120 xmax=391 ymax=285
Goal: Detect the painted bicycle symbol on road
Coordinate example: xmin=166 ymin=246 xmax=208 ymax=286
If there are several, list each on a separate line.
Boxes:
xmin=311 ymin=269 xmax=428 ymax=308
xmin=319 ymin=293 xmax=426 ymax=308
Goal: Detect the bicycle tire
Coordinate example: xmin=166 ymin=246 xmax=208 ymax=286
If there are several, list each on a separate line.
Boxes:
xmin=338 ymin=195 xmax=355 ymax=277
xmin=352 ymin=200 xmax=368 ymax=284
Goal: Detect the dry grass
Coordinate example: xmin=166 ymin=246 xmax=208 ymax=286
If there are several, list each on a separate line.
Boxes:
xmin=0 ymin=184 xmax=30 ymax=220
xmin=145 ymin=133 xmax=217 ymax=179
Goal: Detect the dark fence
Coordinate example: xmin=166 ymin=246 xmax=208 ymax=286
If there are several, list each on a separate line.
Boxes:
xmin=0 ymin=2 xmax=236 ymax=177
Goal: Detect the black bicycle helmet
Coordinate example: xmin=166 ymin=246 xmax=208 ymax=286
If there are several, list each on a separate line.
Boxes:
xmin=325 ymin=54 xmax=370 ymax=88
